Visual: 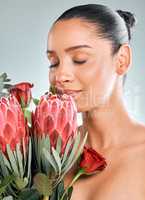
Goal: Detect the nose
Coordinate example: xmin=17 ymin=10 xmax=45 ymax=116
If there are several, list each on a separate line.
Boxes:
xmin=55 ymin=63 xmax=74 ymax=84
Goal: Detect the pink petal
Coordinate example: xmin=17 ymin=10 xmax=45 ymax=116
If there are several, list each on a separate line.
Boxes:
xmin=3 ymin=123 xmax=14 ymax=143
xmin=57 ymin=108 xmax=66 ymax=132
xmin=62 ymin=122 xmax=71 ymax=142
xmin=0 ymin=109 xmax=4 ymax=132
xmin=41 ymin=100 xmax=49 ymax=114
xmin=6 ymin=109 xmax=17 ymax=128
xmin=34 ymin=120 xmax=43 ymax=135
xmin=49 ymin=130 xmax=59 ymax=147
xmin=43 ymin=115 xmax=54 ymax=134
xmin=17 ymin=127 xmax=26 ymax=138
xmin=0 ymin=102 xmax=7 ymax=115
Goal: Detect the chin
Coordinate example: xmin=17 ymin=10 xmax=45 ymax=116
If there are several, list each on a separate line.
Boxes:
xmin=73 ymin=91 xmax=98 ymax=112
xmin=75 ymin=101 xmax=91 ymax=113
xmin=75 ymin=99 xmax=105 ymax=113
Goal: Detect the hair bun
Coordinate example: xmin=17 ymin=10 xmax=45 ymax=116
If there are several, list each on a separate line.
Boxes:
xmin=116 ymin=10 xmax=137 ymax=28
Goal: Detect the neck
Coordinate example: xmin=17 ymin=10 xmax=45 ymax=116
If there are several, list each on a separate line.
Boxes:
xmin=82 ymin=85 xmax=135 ymax=153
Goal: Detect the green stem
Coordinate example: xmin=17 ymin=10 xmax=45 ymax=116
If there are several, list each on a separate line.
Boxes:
xmin=60 ymin=168 xmax=84 ymax=200
xmin=42 ymin=196 xmax=49 ymax=200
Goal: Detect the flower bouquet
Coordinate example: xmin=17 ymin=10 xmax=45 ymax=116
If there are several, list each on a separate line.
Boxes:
xmin=0 ymin=72 xmax=107 ymax=200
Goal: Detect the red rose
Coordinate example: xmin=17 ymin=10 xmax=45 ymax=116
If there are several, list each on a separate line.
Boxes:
xmin=10 ymin=82 xmax=33 ymax=107
xmin=79 ymin=146 xmax=107 ymax=174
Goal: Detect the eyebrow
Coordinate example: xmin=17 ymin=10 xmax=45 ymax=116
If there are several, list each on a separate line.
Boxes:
xmin=46 ymin=45 xmax=92 ymax=54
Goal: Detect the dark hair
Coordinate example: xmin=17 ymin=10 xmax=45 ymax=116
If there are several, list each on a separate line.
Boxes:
xmin=53 ymin=4 xmax=137 ymax=86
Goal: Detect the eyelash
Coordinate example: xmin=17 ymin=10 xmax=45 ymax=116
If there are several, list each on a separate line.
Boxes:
xmin=49 ymin=63 xmax=58 ymax=68
xmin=49 ymin=60 xmax=86 ymax=68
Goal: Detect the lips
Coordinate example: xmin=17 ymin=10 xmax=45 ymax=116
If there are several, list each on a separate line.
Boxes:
xmin=63 ymin=89 xmax=82 ymax=94
xmin=55 ymin=87 xmax=82 ymax=97
xmin=63 ymin=90 xmax=82 ymax=100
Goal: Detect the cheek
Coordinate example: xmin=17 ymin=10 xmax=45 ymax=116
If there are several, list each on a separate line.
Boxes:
xmin=78 ymin=60 xmax=116 ymax=102
xmin=76 ymin=63 xmax=107 ymax=91
xmin=90 ymin=67 xmax=116 ymax=105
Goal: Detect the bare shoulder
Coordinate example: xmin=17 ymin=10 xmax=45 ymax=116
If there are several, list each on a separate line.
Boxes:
xmin=116 ymin=129 xmax=145 ymax=199
xmin=101 ymin=121 xmax=145 ymax=199
xmin=132 ymin=120 xmax=145 ymax=149
xmin=92 ymin=122 xmax=145 ymax=200
xmin=69 ymin=121 xmax=145 ymax=200
xmin=125 ymin=120 xmax=145 ymax=161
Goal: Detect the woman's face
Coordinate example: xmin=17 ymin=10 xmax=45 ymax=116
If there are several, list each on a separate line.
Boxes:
xmin=47 ymin=18 xmax=118 ymax=112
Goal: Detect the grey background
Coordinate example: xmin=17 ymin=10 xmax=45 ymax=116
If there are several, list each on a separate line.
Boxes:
xmin=0 ymin=0 xmax=145 ymax=122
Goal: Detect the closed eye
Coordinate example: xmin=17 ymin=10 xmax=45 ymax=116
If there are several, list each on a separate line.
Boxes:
xmin=49 ymin=63 xmax=59 ymax=68
xmin=49 ymin=60 xmax=87 ymax=68
xmin=73 ymin=60 xmax=86 ymax=64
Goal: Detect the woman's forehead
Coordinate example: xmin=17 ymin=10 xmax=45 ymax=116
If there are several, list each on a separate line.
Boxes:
xmin=48 ymin=19 xmax=103 ymax=50
xmin=52 ymin=18 xmax=95 ymax=31
xmin=49 ymin=19 xmax=97 ymax=41
xmin=48 ymin=35 xmax=112 ymax=58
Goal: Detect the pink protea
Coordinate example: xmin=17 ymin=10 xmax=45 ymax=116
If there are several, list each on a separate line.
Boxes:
xmin=34 ymin=93 xmax=78 ymax=150
xmin=0 ymin=95 xmax=27 ymax=153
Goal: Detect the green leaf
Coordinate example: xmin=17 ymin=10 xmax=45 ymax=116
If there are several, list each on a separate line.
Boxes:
xmin=40 ymin=135 xmax=52 ymax=173
xmin=34 ymin=173 xmax=53 ymax=196
xmin=3 ymin=84 xmax=12 ymax=89
xmin=37 ymin=136 xmax=42 ymax=169
xmin=33 ymin=135 xmax=39 ymax=169
xmin=42 ymin=135 xmax=50 ymax=153
xmin=16 ymin=143 xmax=24 ymax=178
xmin=6 ymin=144 xmax=19 ymax=176
xmin=17 ymin=188 xmax=40 ymax=200
xmin=26 ymin=138 xmax=32 ymax=181
xmin=20 ymin=96 xmax=26 ymax=108
xmin=54 ymin=133 xmax=81 ymax=187
xmin=0 ymin=175 xmax=15 ymax=195
xmin=24 ymin=109 xmax=32 ymax=125
xmin=0 ymin=73 xmax=11 ymax=97
xmin=5 ymin=77 xmax=11 ymax=81
xmin=2 ymin=154 xmax=11 ymax=171
xmin=43 ymin=148 xmax=58 ymax=173
xmin=33 ymin=98 xmax=40 ymax=106
xmin=58 ymin=132 xmax=88 ymax=185
xmin=0 ymin=73 xmax=7 ymax=81
xmin=50 ymin=181 xmax=65 ymax=200
xmin=52 ymin=147 xmax=62 ymax=175
xmin=62 ymin=133 xmax=81 ymax=173
xmin=63 ymin=132 xmax=88 ymax=176
xmin=56 ymin=135 xmax=62 ymax=155
xmin=33 ymin=135 xmax=42 ymax=170
xmin=61 ymin=136 xmax=73 ymax=166
xmin=0 ymin=152 xmax=9 ymax=176
xmin=41 ymin=153 xmax=51 ymax=174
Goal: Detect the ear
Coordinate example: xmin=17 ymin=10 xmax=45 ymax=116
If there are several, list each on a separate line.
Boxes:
xmin=115 ymin=44 xmax=132 ymax=75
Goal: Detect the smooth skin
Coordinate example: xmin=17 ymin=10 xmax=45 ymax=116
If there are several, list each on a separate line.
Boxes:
xmin=47 ymin=18 xmax=145 ymax=200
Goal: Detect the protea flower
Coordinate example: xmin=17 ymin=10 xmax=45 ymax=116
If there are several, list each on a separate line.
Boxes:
xmin=34 ymin=93 xmax=77 ymax=150
xmin=10 ymin=82 xmax=33 ymax=108
xmin=0 ymin=95 xmax=31 ymax=196
xmin=0 ymin=95 xmax=27 ymax=153
xmin=33 ymin=93 xmax=88 ymax=199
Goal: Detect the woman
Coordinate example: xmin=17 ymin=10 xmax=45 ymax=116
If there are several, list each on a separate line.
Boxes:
xmin=47 ymin=4 xmax=145 ymax=200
